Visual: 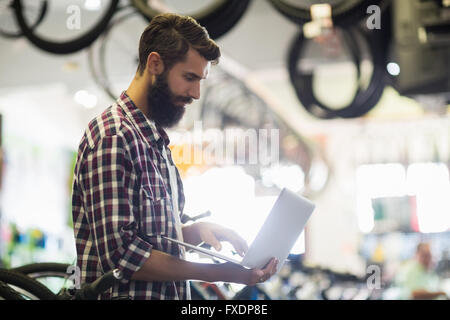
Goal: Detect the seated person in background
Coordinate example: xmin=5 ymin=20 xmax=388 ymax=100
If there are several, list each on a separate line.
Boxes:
xmin=394 ymin=242 xmax=448 ymax=300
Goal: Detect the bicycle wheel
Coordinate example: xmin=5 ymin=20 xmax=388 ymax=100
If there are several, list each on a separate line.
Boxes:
xmin=12 ymin=262 xmax=71 ymax=276
xmin=131 ymin=0 xmax=251 ymax=39
xmin=88 ymin=6 xmax=147 ymax=101
xmin=0 ymin=0 xmax=47 ymax=39
xmin=12 ymin=263 xmax=74 ymax=295
xmin=288 ymin=25 xmax=388 ymax=119
xmin=0 ymin=269 xmax=57 ymax=300
xmin=12 ymin=0 xmax=119 ymax=54
xmin=268 ymin=0 xmax=389 ymax=27
xmin=0 ymin=280 xmax=26 ymax=300
xmin=200 ymin=70 xmax=279 ymax=130
xmin=199 ymin=69 xmax=321 ymax=192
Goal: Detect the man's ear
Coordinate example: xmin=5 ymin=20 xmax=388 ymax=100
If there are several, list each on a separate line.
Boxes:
xmin=146 ymin=52 xmax=165 ymax=76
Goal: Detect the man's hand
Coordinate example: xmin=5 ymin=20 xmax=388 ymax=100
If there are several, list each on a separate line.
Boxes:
xmin=218 ymin=258 xmax=279 ymax=286
xmin=183 ymin=222 xmax=248 ymax=257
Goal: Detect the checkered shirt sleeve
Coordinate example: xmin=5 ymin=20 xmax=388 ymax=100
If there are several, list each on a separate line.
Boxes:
xmin=77 ymin=133 xmax=152 ymax=281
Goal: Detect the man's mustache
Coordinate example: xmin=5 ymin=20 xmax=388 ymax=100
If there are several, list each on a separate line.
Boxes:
xmin=175 ymin=96 xmax=193 ymax=105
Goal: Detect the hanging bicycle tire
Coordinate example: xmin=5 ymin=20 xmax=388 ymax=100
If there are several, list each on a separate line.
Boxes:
xmin=88 ymin=6 xmax=146 ymax=101
xmin=0 ymin=268 xmax=57 ymax=300
xmin=131 ymin=0 xmax=251 ymax=39
xmin=12 ymin=0 xmax=119 ymax=54
xmin=288 ymin=24 xmax=389 ymax=119
xmin=200 ymin=69 xmax=280 ymax=130
xmin=268 ymin=0 xmax=389 ymax=27
xmin=0 ymin=0 xmax=47 ymax=39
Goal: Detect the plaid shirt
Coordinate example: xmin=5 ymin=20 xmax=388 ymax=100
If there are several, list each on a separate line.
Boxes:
xmin=72 ymin=91 xmax=189 ymax=300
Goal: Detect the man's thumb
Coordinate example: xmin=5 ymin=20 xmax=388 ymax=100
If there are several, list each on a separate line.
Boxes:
xmin=213 ymin=241 xmax=222 ymax=251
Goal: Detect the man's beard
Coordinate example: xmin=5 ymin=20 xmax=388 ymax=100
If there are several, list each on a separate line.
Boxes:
xmin=146 ymin=73 xmax=191 ymax=128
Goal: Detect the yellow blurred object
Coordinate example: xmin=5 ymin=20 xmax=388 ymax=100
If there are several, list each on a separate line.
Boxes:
xmin=168 ymin=143 xmax=210 ymax=178
xmin=30 ymin=229 xmax=43 ymax=239
xmin=62 ymin=61 xmax=79 ymax=72
xmin=372 ymin=243 xmax=385 ymax=264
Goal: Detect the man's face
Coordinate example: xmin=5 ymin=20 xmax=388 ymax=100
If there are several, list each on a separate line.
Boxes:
xmin=417 ymin=244 xmax=432 ymax=269
xmin=146 ymin=48 xmax=210 ymax=128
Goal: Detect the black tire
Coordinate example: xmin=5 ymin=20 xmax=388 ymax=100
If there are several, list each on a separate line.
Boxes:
xmin=88 ymin=7 xmax=143 ymax=101
xmin=131 ymin=0 xmax=251 ymax=39
xmin=0 ymin=280 xmax=26 ymax=300
xmin=200 ymin=70 xmax=279 ymax=130
xmin=12 ymin=262 xmax=71 ymax=279
xmin=12 ymin=0 xmax=119 ymax=54
xmin=288 ymin=25 xmax=388 ymax=119
xmin=0 ymin=0 xmax=47 ymax=39
xmin=268 ymin=0 xmax=389 ymax=27
xmin=12 ymin=263 xmax=75 ymax=296
xmin=0 ymin=269 xmax=57 ymax=300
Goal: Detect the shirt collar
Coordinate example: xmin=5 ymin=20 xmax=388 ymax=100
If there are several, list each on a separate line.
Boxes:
xmin=118 ymin=91 xmax=170 ymax=148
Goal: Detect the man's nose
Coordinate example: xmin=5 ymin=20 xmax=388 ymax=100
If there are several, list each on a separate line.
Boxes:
xmin=189 ymin=82 xmax=201 ymax=100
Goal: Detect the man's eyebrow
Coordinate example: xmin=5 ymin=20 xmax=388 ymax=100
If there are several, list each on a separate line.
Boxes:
xmin=184 ymin=72 xmax=205 ymax=80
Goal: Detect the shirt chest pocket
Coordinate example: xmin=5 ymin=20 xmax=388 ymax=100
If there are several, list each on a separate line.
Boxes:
xmin=139 ymin=185 xmax=177 ymax=239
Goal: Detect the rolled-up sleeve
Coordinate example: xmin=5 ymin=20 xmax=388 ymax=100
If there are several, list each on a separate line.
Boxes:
xmin=80 ymin=134 xmax=152 ymax=281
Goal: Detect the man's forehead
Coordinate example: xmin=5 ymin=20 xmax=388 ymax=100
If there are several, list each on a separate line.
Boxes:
xmin=176 ymin=48 xmax=210 ymax=78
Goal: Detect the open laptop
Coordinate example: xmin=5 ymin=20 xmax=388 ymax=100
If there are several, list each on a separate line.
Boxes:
xmin=163 ymin=188 xmax=315 ymax=273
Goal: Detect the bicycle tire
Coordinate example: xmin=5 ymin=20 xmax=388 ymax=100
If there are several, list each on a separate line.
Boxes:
xmin=88 ymin=7 xmax=143 ymax=101
xmin=199 ymin=69 xmax=317 ymax=187
xmin=0 ymin=280 xmax=26 ymax=300
xmin=132 ymin=0 xmax=227 ymax=21
xmin=12 ymin=0 xmax=119 ymax=54
xmin=0 ymin=269 xmax=57 ymax=300
xmin=288 ymin=25 xmax=388 ymax=119
xmin=0 ymin=0 xmax=47 ymax=39
xmin=12 ymin=262 xmax=71 ymax=279
xmin=200 ymin=71 xmax=277 ymax=130
xmin=290 ymin=26 xmax=364 ymax=119
xmin=131 ymin=0 xmax=251 ymax=40
xmin=268 ymin=0 xmax=389 ymax=27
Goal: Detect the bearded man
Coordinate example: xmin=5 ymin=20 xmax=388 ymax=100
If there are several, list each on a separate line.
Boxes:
xmin=71 ymin=13 xmax=277 ymax=300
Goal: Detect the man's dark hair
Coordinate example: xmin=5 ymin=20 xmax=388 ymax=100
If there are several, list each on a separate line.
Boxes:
xmin=137 ymin=13 xmax=220 ymax=75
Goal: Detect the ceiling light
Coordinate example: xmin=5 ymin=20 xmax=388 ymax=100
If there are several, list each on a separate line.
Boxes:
xmin=84 ymin=0 xmax=102 ymax=11
xmin=387 ymin=62 xmax=400 ymax=76
xmin=74 ymin=90 xmax=97 ymax=109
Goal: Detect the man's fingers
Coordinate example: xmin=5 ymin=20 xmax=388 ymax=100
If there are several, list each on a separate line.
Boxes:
xmin=250 ymin=258 xmax=278 ymax=285
xmin=262 ymin=257 xmax=277 ymax=270
xmin=223 ymin=230 xmax=248 ymax=257
xmin=231 ymin=239 xmax=248 ymax=257
xmin=263 ymin=258 xmax=279 ymax=276
xmin=203 ymin=233 xmax=222 ymax=251
xmin=272 ymin=260 xmax=278 ymax=275
xmin=212 ymin=240 xmax=222 ymax=251
xmin=202 ymin=225 xmax=249 ymax=255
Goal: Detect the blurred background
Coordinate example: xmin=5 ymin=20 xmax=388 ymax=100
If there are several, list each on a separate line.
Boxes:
xmin=0 ymin=0 xmax=449 ymax=300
